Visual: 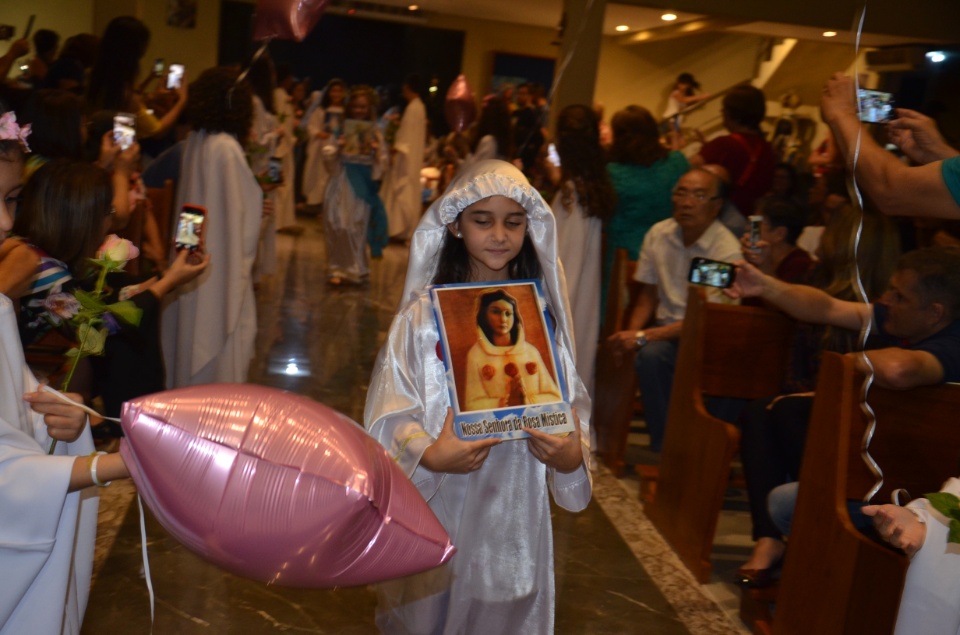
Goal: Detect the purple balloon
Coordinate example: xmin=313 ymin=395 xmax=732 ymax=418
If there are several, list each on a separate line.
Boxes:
xmin=445 ymin=74 xmax=477 ymax=133
xmin=252 ymin=0 xmax=329 ymax=41
xmin=119 ymin=384 xmax=454 ymax=587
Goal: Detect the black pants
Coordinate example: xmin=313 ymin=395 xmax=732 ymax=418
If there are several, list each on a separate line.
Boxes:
xmin=739 ymin=395 xmax=814 ymax=541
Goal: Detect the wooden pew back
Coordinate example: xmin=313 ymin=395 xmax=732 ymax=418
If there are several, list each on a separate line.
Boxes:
xmin=774 ymin=352 xmax=960 ymax=635
xmin=646 ymin=287 xmax=795 ymax=582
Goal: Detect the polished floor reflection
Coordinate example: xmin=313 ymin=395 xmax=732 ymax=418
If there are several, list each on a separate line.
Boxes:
xmin=81 ymin=217 xmax=750 ymax=634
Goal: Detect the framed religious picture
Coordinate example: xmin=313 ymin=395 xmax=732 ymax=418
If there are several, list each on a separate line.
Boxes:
xmin=341 ymin=118 xmax=374 ymax=160
xmin=430 ymin=280 xmax=575 ymax=441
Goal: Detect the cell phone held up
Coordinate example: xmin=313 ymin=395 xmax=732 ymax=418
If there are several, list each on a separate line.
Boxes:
xmin=688 ymin=257 xmax=736 ymax=289
xmin=113 ymin=113 xmax=136 ymax=151
xmin=748 ymin=215 xmax=763 ymax=248
xmin=175 ymin=205 xmax=206 ymax=258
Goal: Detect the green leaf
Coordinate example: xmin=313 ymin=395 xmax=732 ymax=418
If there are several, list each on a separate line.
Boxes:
xmin=925 ymin=492 xmax=960 ymax=519
xmin=73 ymin=288 xmax=108 ymax=313
xmin=949 ymin=520 xmax=960 ymax=545
xmin=106 ymin=300 xmax=143 ymax=327
xmin=64 ymin=347 xmax=80 ymax=358
xmin=77 ymin=323 xmax=106 ymax=356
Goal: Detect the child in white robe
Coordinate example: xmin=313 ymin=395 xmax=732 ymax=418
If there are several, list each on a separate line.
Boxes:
xmin=364 ymin=159 xmax=591 ymax=634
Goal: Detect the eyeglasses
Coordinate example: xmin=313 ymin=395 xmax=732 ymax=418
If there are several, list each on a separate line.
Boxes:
xmin=671 ymin=189 xmax=720 ymax=202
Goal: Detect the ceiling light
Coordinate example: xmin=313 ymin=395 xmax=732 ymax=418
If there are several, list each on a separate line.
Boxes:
xmin=615 ymin=25 xmax=629 ymax=32
xmin=823 ymin=31 xmax=837 ymax=37
xmin=926 ymin=51 xmax=946 ymax=63
xmin=408 ymin=4 xmax=418 ymax=10
xmin=661 ymin=13 xmax=678 ymax=21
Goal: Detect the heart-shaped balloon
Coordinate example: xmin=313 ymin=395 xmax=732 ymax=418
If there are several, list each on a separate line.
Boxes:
xmin=445 ymin=74 xmax=477 ymax=133
xmin=252 ymin=0 xmax=329 ymax=41
xmin=119 ymin=384 xmax=454 ymax=587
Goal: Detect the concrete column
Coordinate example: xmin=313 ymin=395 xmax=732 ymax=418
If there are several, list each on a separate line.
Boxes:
xmin=551 ymin=0 xmax=607 ymax=123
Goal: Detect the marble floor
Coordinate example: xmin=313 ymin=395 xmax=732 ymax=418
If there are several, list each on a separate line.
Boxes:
xmin=81 ymin=216 xmax=755 ymax=634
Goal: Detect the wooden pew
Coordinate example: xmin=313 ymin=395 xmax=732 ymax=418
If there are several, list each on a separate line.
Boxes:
xmin=766 ymin=352 xmax=960 ymax=634
xmin=645 ymin=287 xmax=795 ymax=583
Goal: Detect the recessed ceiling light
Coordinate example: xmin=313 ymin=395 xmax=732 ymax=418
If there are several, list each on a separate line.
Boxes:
xmin=408 ymin=4 xmax=418 ymax=10
xmin=661 ymin=13 xmax=678 ymax=21
xmin=615 ymin=25 xmax=629 ymax=32
xmin=823 ymin=31 xmax=838 ymax=37
xmin=926 ymin=51 xmax=946 ymax=63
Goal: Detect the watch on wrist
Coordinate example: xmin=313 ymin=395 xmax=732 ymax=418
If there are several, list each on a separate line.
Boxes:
xmin=635 ymin=330 xmax=648 ymax=349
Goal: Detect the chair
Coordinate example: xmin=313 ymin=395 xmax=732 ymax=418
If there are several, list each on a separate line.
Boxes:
xmin=645 ymin=287 xmax=794 ymax=583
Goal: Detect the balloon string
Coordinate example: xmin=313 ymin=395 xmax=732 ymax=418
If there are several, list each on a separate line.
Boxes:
xmin=138 ymin=494 xmax=156 ymax=632
xmin=849 ymin=2 xmax=883 ymax=503
xmin=228 ymin=38 xmax=273 ymax=110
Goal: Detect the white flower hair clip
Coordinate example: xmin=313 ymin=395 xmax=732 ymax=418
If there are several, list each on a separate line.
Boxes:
xmin=0 ymin=111 xmax=32 ymax=153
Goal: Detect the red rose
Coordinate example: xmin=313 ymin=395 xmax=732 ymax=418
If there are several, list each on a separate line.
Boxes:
xmin=504 ymin=362 xmax=519 ymax=377
xmin=526 ymin=362 xmax=538 ymax=375
xmin=481 ymin=364 xmax=495 ymax=380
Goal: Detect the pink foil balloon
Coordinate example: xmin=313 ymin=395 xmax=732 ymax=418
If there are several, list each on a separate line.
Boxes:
xmin=119 ymin=384 xmax=455 ymax=587
xmin=252 ymin=0 xmax=329 ymax=41
xmin=445 ymin=74 xmax=477 ymax=133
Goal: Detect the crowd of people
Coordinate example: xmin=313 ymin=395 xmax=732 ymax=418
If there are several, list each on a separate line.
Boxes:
xmin=2 ymin=14 xmax=960 ymax=634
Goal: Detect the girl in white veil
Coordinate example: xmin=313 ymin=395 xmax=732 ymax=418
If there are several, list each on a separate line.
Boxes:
xmin=365 ymin=159 xmax=591 ymax=634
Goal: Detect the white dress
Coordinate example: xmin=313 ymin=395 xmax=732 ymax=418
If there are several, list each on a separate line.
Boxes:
xmin=365 ymin=160 xmax=591 ymax=634
xmin=250 ymin=94 xmax=279 ymax=278
xmin=0 ymin=294 xmax=99 ymax=635
xmin=162 ymin=131 xmax=262 ymax=386
xmin=464 ymin=326 xmax=562 ymax=411
xmin=301 ymin=105 xmax=337 ymax=206
xmin=552 ymin=183 xmax=602 ymax=398
xmin=381 ymin=96 xmax=427 ymax=240
xmin=272 ymin=87 xmax=298 ymax=230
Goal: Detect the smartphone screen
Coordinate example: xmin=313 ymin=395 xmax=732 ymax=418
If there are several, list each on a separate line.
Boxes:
xmin=547 ymin=143 xmax=561 ymax=168
xmin=688 ymin=257 xmax=736 ymax=289
xmin=857 ymin=89 xmax=895 ymax=123
xmin=166 ymin=63 xmax=184 ymax=90
xmin=113 ymin=112 xmax=136 ymax=151
xmin=267 ymin=157 xmax=284 ymax=184
xmin=153 ymin=58 xmax=165 ymax=76
xmin=175 ymin=205 xmax=206 ymax=252
xmin=748 ymin=215 xmax=763 ymax=248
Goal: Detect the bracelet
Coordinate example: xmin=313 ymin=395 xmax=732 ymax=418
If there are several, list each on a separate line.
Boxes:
xmin=88 ymin=451 xmax=111 ymax=487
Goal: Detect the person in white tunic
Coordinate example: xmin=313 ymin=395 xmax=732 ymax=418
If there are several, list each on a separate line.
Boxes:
xmin=548 ymin=104 xmax=617 ymax=399
xmin=321 ymin=85 xmax=388 ymax=285
xmin=302 ymin=79 xmax=346 ymax=207
xmin=0 ymin=118 xmax=129 ymax=635
xmin=365 ymin=159 xmax=592 ymax=634
xmin=162 ymin=68 xmax=262 ymax=386
xmin=381 ymin=75 xmax=427 ymax=241
xmin=272 ymin=80 xmax=299 ymax=232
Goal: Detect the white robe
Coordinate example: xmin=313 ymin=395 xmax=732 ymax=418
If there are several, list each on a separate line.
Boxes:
xmin=250 ymin=94 xmax=279 ymax=278
xmin=162 ymin=131 xmax=262 ymax=386
xmin=272 ymin=87 xmax=298 ymax=230
xmin=365 ymin=160 xmax=592 ymax=634
xmin=0 ymin=294 xmax=98 ymax=635
xmin=381 ymin=96 xmax=426 ymax=240
xmin=302 ymin=106 xmax=335 ymax=206
xmin=552 ymin=184 xmax=602 ymax=398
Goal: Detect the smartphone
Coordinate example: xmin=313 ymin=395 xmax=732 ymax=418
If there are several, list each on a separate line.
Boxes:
xmin=153 ymin=58 xmax=165 ymax=76
xmin=857 ymin=89 xmax=895 ymax=124
xmin=688 ymin=257 xmax=736 ymax=289
xmin=547 ymin=143 xmax=561 ymax=168
xmin=175 ymin=204 xmax=206 ymax=252
xmin=748 ymin=215 xmax=763 ymax=248
xmin=166 ymin=63 xmax=184 ymax=90
xmin=267 ymin=157 xmax=284 ymax=184
xmin=113 ymin=112 xmax=136 ymax=151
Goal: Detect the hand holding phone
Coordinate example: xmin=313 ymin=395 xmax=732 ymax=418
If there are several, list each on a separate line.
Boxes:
xmin=688 ymin=257 xmax=736 ymax=289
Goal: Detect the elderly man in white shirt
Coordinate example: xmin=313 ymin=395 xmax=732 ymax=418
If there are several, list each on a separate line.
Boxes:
xmin=610 ymin=168 xmax=742 ymax=452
